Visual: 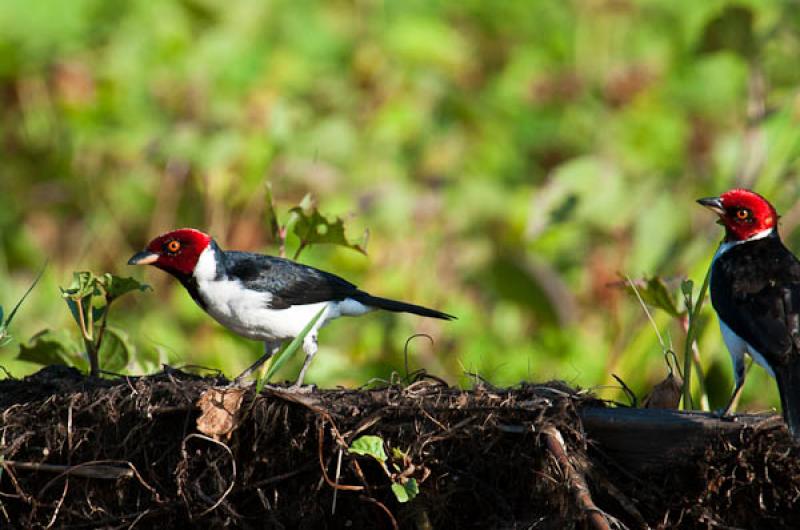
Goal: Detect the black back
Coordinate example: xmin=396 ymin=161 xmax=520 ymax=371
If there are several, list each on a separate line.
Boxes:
xmin=222 ymin=251 xmax=362 ymax=309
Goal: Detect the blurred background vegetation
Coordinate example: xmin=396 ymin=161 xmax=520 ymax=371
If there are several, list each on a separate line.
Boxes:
xmin=2 ymin=0 xmax=800 ymax=413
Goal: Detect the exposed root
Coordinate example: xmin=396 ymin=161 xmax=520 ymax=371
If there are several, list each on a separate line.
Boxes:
xmin=1 ymin=366 xmax=800 ymax=528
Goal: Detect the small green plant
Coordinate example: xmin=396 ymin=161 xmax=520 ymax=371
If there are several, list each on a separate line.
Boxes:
xmin=679 ymin=271 xmax=711 ymax=410
xmin=349 ymin=435 xmax=420 ymax=503
xmin=18 ymin=272 xmax=150 ymax=376
xmin=624 ymin=273 xmax=711 ymax=410
xmin=0 ymin=262 xmax=46 ymax=348
xmin=265 ymin=184 xmax=368 ymax=261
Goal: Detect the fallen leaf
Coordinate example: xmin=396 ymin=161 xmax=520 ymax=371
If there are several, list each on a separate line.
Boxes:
xmin=196 ymin=387 xmax=246 ymax=440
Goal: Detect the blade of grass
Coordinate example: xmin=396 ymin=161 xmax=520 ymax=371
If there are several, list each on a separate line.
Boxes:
xmin=625 ymin=275 xmax=668 ymax=352
xmin=257 ymin=307 xmax=326 ymax=391
xmin=4 ymin=260 xmax=47 ymax=328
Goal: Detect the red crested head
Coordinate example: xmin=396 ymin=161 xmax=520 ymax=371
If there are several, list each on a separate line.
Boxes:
xmin=697 ymin=189 xmax=778 ymax=242
xmin=128 ymin=228 xmax=213 ymax=276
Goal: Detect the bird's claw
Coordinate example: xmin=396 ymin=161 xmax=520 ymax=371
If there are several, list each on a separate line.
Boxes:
xmin=711 ymin=407 xmax=738 ymax=421
xmin=286 ymin=383 xmax=316 ymax=394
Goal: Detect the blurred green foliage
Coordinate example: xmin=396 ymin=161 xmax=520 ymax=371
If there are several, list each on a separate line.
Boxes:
xmin=2 ymin=0 xmax=800 ymax=413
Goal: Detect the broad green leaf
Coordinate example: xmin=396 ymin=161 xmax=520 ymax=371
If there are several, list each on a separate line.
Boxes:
xmin=627 ymin=277 xmax=683 ymax=318
xmin=260 ymin=306 xmax=326 ymax=388
xmin=18 ymin=329 xmax=83 ymax=368
xmin=288 ymin=196 xmax=367 ymax=258
xmin=348 ymin=435 xmax=387 ymax=463
xmin=391 ymin=478 xmax=418 ymax=503
xmin=99 ymin=327 xmax=132 ymax=372
xmin=101 ymin=274 xmax=151 ymax=301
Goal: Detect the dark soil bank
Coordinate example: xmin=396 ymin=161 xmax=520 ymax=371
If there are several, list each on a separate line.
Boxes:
xmin=1 ymin=366 xmax=799 ymax=529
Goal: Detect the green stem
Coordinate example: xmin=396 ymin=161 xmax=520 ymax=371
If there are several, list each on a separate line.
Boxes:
xmin=75 ymin=296 xmax=99 ymax=376
xmin=682 ymin=268 xmax=711 ymax=410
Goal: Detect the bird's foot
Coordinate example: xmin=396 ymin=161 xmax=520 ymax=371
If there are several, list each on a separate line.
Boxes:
xmin=711 ymin=407 xmax=739 ymax=422
xmin=228 ymin=376 xmax=255 ymax=388
xmin=286 ymin=383 xmax=316 ymax=394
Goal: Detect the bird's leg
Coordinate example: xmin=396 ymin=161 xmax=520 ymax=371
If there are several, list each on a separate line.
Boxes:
xmin=717 ymin=357 xmax=746 ymax=417
xmin=234 ymin=340 xmax=283 ymax=384
xmin=720 ymin=379 xmax=745 ymax=417
xmin=291 ymin=332 xmax=319 ymax=391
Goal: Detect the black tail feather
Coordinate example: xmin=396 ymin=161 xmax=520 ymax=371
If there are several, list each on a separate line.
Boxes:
xmin=353 ymin=293 xmax=455 ymax=321
xmin=775 ymin=359 xmax=800 ymax=441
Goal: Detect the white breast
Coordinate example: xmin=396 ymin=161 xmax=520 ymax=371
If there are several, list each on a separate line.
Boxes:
xmin=191 ymin=246 xmax=372 ymax=341
xmin=720 ymin=320 xmax=775 ymax=378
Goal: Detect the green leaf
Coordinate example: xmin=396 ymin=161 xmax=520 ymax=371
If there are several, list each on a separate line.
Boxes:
xmin=61 ymin=271 xmax=98 ymax=300
xmin=288 ymin=196 xmax=367 ymax=259
xmin=0 ymin=305 xmax=5 ymax=325
xmin=260 ymin=306 xmax=326 ymax=388
xmin=348 ymin=435 xmax=388 ymax=463
xmin=17 ymin=329 xmax=83 ymax=368
xmin=627 ymin=277 xmax=683 ymax=318
xmin=391 ymin=478 xmax=418 ymax=503
xmin=101 ymin=274 xmax=151 ymax=301
xmin=99 ymin=327 xmax=132 ymax=372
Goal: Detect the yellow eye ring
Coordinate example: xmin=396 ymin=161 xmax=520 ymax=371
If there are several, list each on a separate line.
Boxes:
xmin=166 ymin=240 xmax=181 ymax=253
xmin=736 ymin=209 xmax=750 ymax=220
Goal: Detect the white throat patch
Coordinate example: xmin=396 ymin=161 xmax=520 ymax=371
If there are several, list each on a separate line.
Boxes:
xmin=713 ymin=227 xmax=775 ymax=261
xmin=193 ymin=245 xmax=218 ymax=281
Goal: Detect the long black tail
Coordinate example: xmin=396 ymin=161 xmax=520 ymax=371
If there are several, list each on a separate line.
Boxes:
xmin=775 ymin=358 xmax=800 ymax=440
xmin=353 ymin=293 xmax=456 ymax=320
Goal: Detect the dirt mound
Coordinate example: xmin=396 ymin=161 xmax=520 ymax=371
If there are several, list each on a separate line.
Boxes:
xmin=1 ymin=366 xmax=799 ymax=529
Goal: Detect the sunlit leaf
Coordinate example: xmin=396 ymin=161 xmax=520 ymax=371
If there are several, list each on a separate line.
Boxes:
xmin=61 ymin=271 xmax=98 ymax=300
xmin=101 ymin=273 xmax=151 ymax=302
xmin=288 ymin=196 xmax=367 ymax=259
xmin=391 ymin=478 xmax=418 ymax=503
xmin=348 ymin=435 xmax=387 ymax=463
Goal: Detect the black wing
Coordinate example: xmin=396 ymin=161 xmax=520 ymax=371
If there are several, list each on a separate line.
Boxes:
xmin=222 ymin=251 xmax=361 ymax=309
xmin=710 ymin=235 xmax=800 ymax=368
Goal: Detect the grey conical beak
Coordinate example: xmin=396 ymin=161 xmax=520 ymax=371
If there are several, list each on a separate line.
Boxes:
xmin=696 ymin=196 xmax=725 ymax=216
xmin=128 ymin=250 xmax=159 ymax=266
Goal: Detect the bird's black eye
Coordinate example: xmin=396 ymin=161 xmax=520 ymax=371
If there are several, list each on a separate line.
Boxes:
xmin=165 ymin=240 xmax=181 ymax=254
xmin=735 ymin=208 xmax=751 ymax=221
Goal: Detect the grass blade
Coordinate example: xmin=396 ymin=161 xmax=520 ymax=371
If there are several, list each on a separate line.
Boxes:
xmin=258 ymin=307 xmax=326 ymax=391
xmin=4 ymin=260 xmax=47 ymax=327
